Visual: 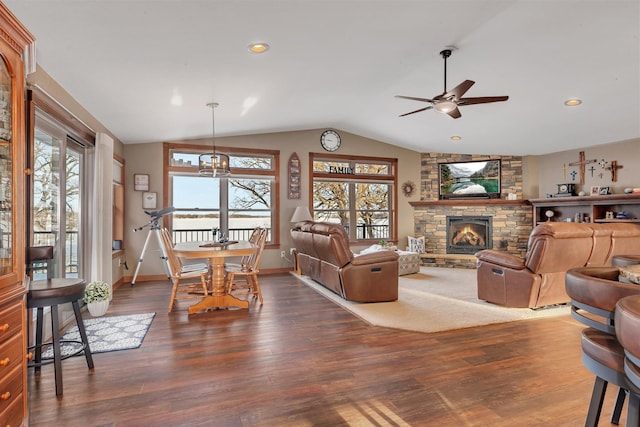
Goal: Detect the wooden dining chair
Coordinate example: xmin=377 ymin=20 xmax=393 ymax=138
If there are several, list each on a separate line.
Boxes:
xmin=160 ymin=228 xmax=208 ymax=272
xmin=161 ymin=228 xmax=209 ymax=312
xmin=224 ymin=226 xmax=263 ymax=272
xmin=225 ymin=228 xmax=267 ymax=304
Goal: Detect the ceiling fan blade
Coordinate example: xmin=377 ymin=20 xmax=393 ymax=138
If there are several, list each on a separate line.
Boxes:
xmin=399 ymin=106 xmax=433 ymax=117
xmin=447 ymin=107 xmax=462 ymax=119
xmin=444 ymin=80 xmax=475 ymax=99
xmin=395 ymin=95 xmax=436 ymax=103
xmin=457 ymin=96 xmax=509 ymax=106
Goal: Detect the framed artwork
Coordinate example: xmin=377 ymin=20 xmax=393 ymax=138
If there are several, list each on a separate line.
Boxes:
xmin=288 ymin=152 xmax=301 ymax=199
xmin=590 ymin=186 xmax=600 ymax=196
xmin=142 ymin=192 xmax=157 ymax=209
xmin=599 ymin=186 xmax=610 ymax=195
xmin=134 ymin=174 xmax=150 ymax=191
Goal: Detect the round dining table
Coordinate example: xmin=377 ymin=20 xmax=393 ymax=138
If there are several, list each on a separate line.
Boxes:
xmin=173 ymin=240 xmax=257 ymax=314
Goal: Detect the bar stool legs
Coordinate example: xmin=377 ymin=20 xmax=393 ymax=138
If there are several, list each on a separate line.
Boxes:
xmin=31 ymin=300 xmax=94 ymax=396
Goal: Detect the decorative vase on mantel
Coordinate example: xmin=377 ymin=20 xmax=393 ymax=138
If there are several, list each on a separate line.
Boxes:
xmin=83 ymin=280 xmax=111 ymax=317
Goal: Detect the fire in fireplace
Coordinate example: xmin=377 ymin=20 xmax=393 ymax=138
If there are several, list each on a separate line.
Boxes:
xmin=446 ymin=216 xmax=492 ymax=254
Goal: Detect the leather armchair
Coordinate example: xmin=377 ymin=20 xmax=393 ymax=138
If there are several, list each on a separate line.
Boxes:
xmin=476 ymin=222 xmax=640 ymax=308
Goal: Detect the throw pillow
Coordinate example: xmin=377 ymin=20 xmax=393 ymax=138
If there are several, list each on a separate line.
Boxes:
xmin=408 ymin=236 xmax=425 ymax=253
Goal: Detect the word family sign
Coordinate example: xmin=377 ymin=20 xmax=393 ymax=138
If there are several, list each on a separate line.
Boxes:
xmin=329 ymin=165 xmax=354 ymax=174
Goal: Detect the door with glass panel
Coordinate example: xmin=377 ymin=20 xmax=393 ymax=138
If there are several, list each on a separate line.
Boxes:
xmin=32 ymin=115 xmax=85 ymax=279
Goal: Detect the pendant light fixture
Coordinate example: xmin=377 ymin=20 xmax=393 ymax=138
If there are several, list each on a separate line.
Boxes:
xmin=199 ymin=102 xmax=230 ymax=177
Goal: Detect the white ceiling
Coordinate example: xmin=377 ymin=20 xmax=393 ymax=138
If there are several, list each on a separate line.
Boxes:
xmin=5 ymin=1 xmax=640 ymax=155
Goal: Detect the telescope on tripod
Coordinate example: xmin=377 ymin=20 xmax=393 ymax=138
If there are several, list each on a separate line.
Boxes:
xmin=130 ymin=207 xmax=176 ymax=286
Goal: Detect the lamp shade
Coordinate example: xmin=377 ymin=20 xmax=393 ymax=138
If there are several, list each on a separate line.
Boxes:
xmin=291 ymin=206 xmax=312 ymax=223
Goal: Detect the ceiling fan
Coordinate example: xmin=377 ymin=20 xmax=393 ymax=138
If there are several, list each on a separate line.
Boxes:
xmin=396 ymin=48 xmax=508 ymax=119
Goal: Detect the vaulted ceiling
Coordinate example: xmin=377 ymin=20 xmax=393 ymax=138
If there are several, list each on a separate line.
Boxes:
xmin=5 ymin=1 xmax=639 ymax=155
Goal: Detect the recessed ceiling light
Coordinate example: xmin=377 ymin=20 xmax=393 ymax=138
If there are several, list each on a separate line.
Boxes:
xmin=248 ymin=43 xmax=270 ymax=54
xmin=564 ymin=98 xmax=582 ymax=106
xmin=450 ymin=135 xmax=461 ymax=141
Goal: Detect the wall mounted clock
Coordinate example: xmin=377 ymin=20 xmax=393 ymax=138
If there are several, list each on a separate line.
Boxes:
xmin=320 ymin=130 xmax=341 ymax=152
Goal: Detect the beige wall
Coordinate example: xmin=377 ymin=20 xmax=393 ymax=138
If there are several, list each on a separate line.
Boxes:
xmin=533 ymin=137 xmax=640 ymax=197
xmin=123 ymin=130 xmax=422 ymax=276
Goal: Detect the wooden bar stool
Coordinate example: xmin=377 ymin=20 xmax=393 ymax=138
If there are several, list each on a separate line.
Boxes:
xmin=615 ymin=295 xmax=640 ymax=427
xmin=27 ymin=278 xmax=94 ymax=396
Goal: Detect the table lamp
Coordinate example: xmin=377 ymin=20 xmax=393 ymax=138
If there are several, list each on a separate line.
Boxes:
xmin=291 ymin=206 xmax=312 ymax=223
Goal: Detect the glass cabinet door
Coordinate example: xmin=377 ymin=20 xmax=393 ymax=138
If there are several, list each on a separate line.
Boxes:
xmin=0 ymin=56 xmax=12 ymax=276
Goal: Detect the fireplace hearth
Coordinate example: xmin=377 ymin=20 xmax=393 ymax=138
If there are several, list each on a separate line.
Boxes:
xmin=446 ymin=216 xmax=492 ymax=254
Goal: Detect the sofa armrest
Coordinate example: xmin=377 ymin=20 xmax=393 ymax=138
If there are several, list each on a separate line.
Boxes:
xmin=475 ymin=249 xmax=526 ymax=270
xmin=352 ymin=250 xmax=399 ymax=265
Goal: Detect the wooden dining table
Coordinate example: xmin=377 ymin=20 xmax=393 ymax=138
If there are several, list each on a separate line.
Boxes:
xmin=173 ymin=240 xmax=257 ymax=314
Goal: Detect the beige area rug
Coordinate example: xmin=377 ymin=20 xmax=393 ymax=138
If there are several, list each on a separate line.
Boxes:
xmin=292 ymin=267 xmax=571 ymax=333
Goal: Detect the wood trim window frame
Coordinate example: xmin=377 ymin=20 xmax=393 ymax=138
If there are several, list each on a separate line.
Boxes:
xmin=309 ymin=152 xmax=398 ymax=244
xmin=162 ymin=142 xmax=281 ymax=248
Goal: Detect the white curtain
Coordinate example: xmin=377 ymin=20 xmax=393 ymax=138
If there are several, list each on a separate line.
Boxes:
xmin=90 ymin=132 xmax=114 ymax=289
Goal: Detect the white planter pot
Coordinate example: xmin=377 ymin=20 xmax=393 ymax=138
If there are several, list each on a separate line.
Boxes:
xmin=87 ymin=300 xmax=109 ymax=317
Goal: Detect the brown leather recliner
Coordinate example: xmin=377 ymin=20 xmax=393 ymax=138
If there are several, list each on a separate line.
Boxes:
xmin=291 ymin=221 xmax=399 ymax=302
xmin=476 ymin=222 xmax=640 ymax=308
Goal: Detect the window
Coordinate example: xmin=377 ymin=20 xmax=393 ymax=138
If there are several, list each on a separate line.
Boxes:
xmin=311 ymin=153 xmax=397 ymax=242
xmin=27 ymin=88 xmax=95 ymax=280
xmin=31 ymin=114 xmax=90 ymax=278
xmin=113 ymin=155 xmax=124 ymax=251
xmin=164 ymin=143 xmax=279 ymax=245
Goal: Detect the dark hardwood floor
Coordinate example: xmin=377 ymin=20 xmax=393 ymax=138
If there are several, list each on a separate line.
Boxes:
xmin=28 ymin=273 xmax=626 ymax=426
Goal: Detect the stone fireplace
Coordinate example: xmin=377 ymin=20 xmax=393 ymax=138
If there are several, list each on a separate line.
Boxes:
xmin=410 ymin=199 xmax=533 ymax=268
xmin=446 ymin=216 xmax=492 ymax=254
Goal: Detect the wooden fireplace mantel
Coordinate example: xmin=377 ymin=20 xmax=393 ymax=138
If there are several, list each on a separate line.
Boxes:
xmin=410 ymin=199 xmax=531 ymax=208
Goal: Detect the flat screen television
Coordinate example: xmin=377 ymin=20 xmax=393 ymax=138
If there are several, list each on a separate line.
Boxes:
xmin=438 ymin=159 xmax=501 ymax=199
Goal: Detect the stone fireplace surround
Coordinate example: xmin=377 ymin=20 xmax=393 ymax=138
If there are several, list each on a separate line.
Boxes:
xmin=411 ymin=199 xmax=532 ymax=268
xmin=411 ymin=152 xmax=532 ymax=268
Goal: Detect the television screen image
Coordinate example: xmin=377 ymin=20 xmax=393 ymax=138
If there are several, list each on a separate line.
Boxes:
xmin=439 ymin=160 xmax=501 ymax=199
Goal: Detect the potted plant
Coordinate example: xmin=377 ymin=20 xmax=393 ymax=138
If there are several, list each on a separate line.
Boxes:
xmin=84 ymin=281 xmax=111 ymax=317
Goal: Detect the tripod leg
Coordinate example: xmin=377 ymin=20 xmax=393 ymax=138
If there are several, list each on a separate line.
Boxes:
xmin=131 ymin=228 xmax=154 ymax=285
xmin=153 ymin=228 xmax=171 ymax=279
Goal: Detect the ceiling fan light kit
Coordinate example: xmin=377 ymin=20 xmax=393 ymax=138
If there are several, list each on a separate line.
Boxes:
xmin=396 ymin=48 xmax=509 ymax=119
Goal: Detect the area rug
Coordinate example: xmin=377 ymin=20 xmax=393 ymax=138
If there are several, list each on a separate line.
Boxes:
xmin=42 ymin=312 xmax=156 ymax=358
xmin=292 ymin=267 xmax=570 ymax=333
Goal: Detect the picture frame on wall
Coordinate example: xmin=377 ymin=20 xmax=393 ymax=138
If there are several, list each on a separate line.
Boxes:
xmin=134 ymin=174 xmax=150 ymax=191
xmin=142 ymin=192 xmax=157 ymax=209
xmin=590 ymin=186 xmax=600 ymax=196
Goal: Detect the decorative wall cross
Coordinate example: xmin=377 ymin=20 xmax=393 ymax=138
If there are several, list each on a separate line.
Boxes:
xmin=568 ymin=151 xmax=597 ymax=184
xmin=588 ymin=166 xmax=595 ymax=177
xmin=606 ymin=160 xmax=623 ymax=182
xmin=570 ymin=170 xmax=577 ymax=181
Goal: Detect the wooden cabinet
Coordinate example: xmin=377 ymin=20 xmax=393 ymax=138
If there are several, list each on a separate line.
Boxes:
xmin=530 ymin=194 xmax=640 ymax=226
xmin=0 ymin=4 xmax=35 ymax=426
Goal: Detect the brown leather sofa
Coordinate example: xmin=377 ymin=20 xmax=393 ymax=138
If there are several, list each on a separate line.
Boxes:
xmin=476 ymin=222 xmax=640 ymax=308
xmin=291 ymin=221 xmax=399 ymax=302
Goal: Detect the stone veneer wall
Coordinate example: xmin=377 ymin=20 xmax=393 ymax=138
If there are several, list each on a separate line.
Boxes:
xmin=414 ymin=204 xmax=533 ymax=267
xmin=420 ymin=153 xmax=523 ymax=200
xmin=414 ymin=152 xmax=531 ymax=268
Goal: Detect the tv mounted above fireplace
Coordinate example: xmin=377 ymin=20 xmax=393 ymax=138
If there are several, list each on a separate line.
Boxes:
xmin=438 ymin=159 xmax=501 ymax=199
